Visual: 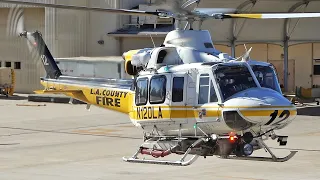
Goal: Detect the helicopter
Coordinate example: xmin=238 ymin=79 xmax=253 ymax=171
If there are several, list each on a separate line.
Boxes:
xmin=2 ymin=0 xmax=320 ymax=166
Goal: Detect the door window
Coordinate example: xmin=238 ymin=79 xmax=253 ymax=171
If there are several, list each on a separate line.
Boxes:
xmin=210 ymin=81 xmax=218 ymax=102
xmin=135 ymin=78 xmax=148 ymax=105
xmin=198 ymin=74 xmax=210 ymax=104
xmin=198 ymin=73 xmax=218 ymax=104
xmin=172 ymin=77 xmax=184 ymax=102
xmin=149 ymin=75 xmax=167 ymax=104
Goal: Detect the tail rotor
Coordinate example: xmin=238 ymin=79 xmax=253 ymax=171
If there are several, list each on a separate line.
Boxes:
xmin=6 ymin=5 xmax=41 ymax=65
xmin=6 ymin=5 xmax=24 ymax=37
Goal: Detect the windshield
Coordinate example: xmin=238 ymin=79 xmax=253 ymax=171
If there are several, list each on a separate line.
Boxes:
xmin=251 ymin=65 xmax=281 ymax=93
xmin=214 ymin=64 xmax=257 ymax=100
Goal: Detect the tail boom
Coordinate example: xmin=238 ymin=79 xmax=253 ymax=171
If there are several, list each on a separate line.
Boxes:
xmin=20 ymin=30 xmax=134 ymax=114
xmin=39 ymin=77 xmax=134 ymax=114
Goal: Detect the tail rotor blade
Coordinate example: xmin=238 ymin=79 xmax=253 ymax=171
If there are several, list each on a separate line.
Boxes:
xmin=6 ymin=5 xmax=24 ymax=37
xmin=15 ymin=11 xmax=24 ymax=36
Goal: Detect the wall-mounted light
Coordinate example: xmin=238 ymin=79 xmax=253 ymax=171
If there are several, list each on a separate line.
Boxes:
xmin=98 ymin=40 xmax=104 ymax=45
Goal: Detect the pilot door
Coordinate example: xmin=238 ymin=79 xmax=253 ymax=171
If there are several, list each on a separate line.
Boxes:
xmin=135 ymin=75 xmax=171 ymax=121
xmin=195 ymin=73 xmax=220 ymax=123
xmin=170 ymin=73 xmax=188 ymax=123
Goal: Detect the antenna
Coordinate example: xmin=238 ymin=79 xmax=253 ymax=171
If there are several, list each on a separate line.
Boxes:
xmin=150 ymin=34 xmax=156 ymax=48
xmin=244 ymin=44 xmax=251 ymax=60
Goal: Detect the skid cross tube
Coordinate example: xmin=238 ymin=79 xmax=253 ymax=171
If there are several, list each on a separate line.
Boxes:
xmin=123 ymin=138 xmax=205 ymax=166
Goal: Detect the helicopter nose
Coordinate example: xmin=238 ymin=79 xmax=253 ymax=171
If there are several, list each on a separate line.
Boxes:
xmin=222 ymin=88 xmax=297 ymax=131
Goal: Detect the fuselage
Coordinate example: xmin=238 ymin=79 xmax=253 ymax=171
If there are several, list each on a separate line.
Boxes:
xmin=40 ymin=60 xmax=297 ymax=137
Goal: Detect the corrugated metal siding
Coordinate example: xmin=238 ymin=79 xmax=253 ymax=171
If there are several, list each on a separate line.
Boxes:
xmin=119 ymin=0 xmax=148 ymax=27
xmin=0 ymin=0 xmax=53 ymax=8
xmin=53 ymin=0 xmax=88 ymax=58
xmin=44 ymin=0 xmax=55 ymax=56
xmin=86 ymin=0 xmax=118 ymax=56
xmin=121 ymin=37 xmax=163 ymax=52
xmin=0 ymin=7 xmax=45 ymax=93
xmin=83 ymin=0 xmax=150 ymax=56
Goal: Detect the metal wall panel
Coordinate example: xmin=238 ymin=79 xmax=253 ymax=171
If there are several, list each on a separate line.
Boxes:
xmin=0 ymin=7 xmax=45 ymax=93
xmin=0 ymin=0 xmax=53 ymax=8
xmin=120 ymin=0 xmax=148 ymax=26
xmin=214 ymin=45 xmax=231 ymax=55
xmin=236 ymin=44 xmax=269 ymax=62
xmin=53 ymin=0 xmax=88 ymax=58
xmin=267 ymin=44 xmax=283 ymax=61
xmin=86 ymin=0 xmax=148 ymax=56
xmin=121 ymin=37 xmax=163 ymax=53
xmin=289 ymin=43 xmax=313 ymax=88
xmin=86 ymin=0 xmax=118 ymax=56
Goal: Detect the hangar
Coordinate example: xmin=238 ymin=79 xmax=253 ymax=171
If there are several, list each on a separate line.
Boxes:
xmin=0 ymin=0 xmax=320 ymax=93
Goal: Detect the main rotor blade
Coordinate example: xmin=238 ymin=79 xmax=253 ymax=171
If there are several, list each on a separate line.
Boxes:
xmin=0 ymin=0 xmax=160 ymax=16
xmin=223 ymin=13 xmax=320 ymax=19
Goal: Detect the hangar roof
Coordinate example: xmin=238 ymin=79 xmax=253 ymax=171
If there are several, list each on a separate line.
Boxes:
xmin=108 ymin=0 xmax=320 ymax=46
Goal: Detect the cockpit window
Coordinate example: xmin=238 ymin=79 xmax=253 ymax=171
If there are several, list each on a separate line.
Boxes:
xmin=214 ymin=64 xmax=257 ymax=100
xmin=251 ymin=65 xmax=281 ymax=93
xmin=204 ymin=43 xmax=214 ymax=48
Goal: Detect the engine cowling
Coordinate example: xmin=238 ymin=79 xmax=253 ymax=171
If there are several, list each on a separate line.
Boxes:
xmin=124 ymin=59 xmax=138 ymax=76
xmin=122 ymin=49 xmax=152 ymax=76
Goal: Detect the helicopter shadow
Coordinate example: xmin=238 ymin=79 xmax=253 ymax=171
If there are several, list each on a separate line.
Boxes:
xmin=0 ymin=94 xmax=28 ymax=101
xmin=297 ymin=106 xmax=320 ymax=116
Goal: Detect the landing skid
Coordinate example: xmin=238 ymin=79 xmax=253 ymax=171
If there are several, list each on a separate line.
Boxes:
xmin=222 ymin=139 xmax=297 ymax=162
xmin=223 ymin=151 xmax=297 ymax=162
xmin=123 ymin=138 xmax=204 ymax=166
xmin=123 ymin=155 xmax=199 ymax=166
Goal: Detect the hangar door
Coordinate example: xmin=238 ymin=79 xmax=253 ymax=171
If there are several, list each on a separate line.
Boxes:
xmin=0 ymin=8 xmax=45 ymax=93
xmin=269 ymin=60 xmax=295 ymax=92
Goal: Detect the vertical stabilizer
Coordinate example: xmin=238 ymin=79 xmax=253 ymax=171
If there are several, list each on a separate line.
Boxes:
xmin=20 ymin=31 xmax=62 ymax=79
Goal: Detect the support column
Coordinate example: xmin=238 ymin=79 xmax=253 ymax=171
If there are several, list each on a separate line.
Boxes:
xmin=283 ymin=37 xmax=289 ymax=92
xmin=231 ymin=39 xmax=236 ymax=58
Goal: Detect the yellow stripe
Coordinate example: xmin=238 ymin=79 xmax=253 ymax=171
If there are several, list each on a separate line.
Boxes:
xmin=171 ymin=110 xmax=187 ymax=118
xmin=133 ymin=105 xmax=294 ymax=109
xmin=241 ymin=110 xmax=297 ymax=117
xmin=226 ymin=14 xmax=263 ymax=19
xmin=129 ymin=108 xmax=297 ymax=120
xmin=130 ymin=109 xmax=220 ymax=120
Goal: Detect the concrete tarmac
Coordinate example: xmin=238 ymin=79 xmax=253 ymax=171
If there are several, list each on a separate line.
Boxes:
xmin=0 ymin=95 xmax=319 ymax=180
